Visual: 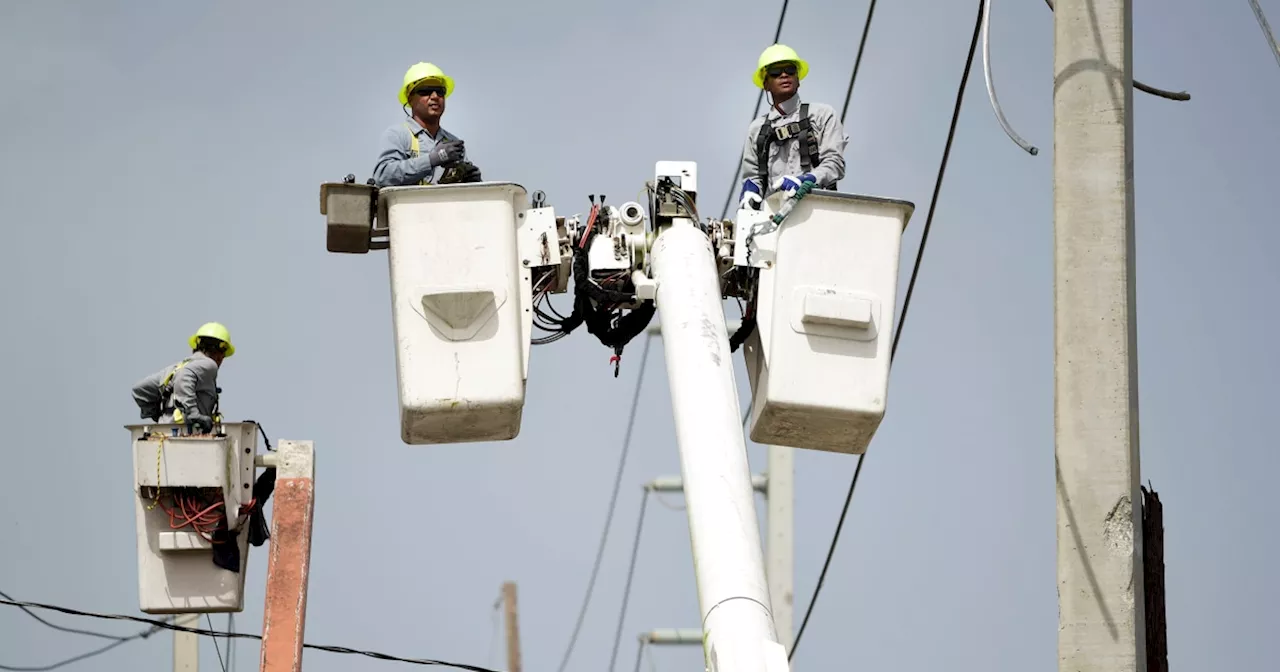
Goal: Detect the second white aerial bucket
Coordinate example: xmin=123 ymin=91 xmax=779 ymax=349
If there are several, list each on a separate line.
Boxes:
xmin=382 ymin=183 xmax=531 ymax=445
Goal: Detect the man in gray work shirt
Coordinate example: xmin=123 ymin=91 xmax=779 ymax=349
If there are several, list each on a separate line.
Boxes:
xmin=131 ymin=322 xmax=235 ymax=435
xmin=373 ymin=61 xmax=482 ymax=187
xmin=738 ymin=44 xmax=848 ymax=209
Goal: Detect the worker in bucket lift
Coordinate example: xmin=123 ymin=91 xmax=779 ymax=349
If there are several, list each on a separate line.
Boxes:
xmin=130 ymin=322 xmax=234 ymax=435
xmin=738 ymin=44 xmax=849 ymax=210
xmin=372 ymin=61 xmax=483 ymax=187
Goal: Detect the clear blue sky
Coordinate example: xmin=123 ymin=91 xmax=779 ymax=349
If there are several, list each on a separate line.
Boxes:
xmin=1 ymin=0 xmax=1277 ymax=670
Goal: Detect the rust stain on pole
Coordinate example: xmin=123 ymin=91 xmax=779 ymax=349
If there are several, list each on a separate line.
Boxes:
xmin=259 ymin=441 xmax=316 ymax=672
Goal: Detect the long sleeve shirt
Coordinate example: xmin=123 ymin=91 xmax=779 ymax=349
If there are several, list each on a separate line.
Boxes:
xmin=130 ymin=352 xmax=220 ymax=421
xmin=739 ymin=95 xmax=848 ymax=195
xmin=371 ymin=120 xmax=468 ymax=187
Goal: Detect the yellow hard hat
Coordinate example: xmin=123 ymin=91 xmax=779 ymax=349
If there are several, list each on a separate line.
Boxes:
xmin=399 ymin=62 xmax=455 ymax=105
xmin=189 ymin=322 xmax=235 ymax=357
xmin=753 ymin=44 xmax=809 ymax=89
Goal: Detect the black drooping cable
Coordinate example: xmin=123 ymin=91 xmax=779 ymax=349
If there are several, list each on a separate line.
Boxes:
xmin=717 ymin=0 xmax=792 ymax=221
xmin=1040 ymin=0 xmax=1190 ymax=100
xmin=0 ymin=588 xmax=169 ymax=672
xmin=555 ymin=336 xmax=653 ymax=672
xmin=788 ymin=0 xmax=984 ymax=661
xmin=838 ymin=0 xmax=879 ymax=125
xmin=0 ymin=589 xmax=147 ymax=642
xmin=0 ymin=597 xmax=503 ymax=671
xmin=0 ymin=631 xmax=164 ymax=672
xmin=207 ymin=614 xmax=228 ymax=672
xmin=606 ymin=489 xmax=650 ymax=672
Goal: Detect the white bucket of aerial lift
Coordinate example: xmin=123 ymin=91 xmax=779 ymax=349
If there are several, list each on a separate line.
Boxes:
xmin=739 ymin=190 xmax=915 ymax=455
xmin=127 ymin=421 xmax=258 ymax=614
xmin=379 ymin=183 xmax=559 ymax=445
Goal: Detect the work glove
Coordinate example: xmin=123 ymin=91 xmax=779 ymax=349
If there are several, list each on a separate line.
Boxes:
xmin=428 ymin=139 xmax=466 ymax=168
xmin=186 ymin=414 xmax=214 ymax=435
xmin=441 ymin=161 xmax=483 ymax=184
xmin=772 ymin=173 xmax=816 ymax=194
xmin=739 ymin=178 xmax=764 ymax=211
xmin=458 ymin=162 xmax=482 ymax=183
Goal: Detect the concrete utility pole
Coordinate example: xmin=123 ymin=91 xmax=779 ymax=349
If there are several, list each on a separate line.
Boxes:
xmin=1054 ymin=2 xmax=1146 ymax=672
xmin=259 ymin=440 xmax=318 ymax=672
xmin=502 ymin=581 xmax=523 ymax=672
xmin=174 ymin=613 xmax=199 ymax=672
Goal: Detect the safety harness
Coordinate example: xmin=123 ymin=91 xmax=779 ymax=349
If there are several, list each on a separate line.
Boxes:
xmin=159 ymin=357 xmax=221 ymax=426
xmin=405 ymin=121 xmax=447 ymax=186
xmin=753 ymin=102 xmax=835 ymax=190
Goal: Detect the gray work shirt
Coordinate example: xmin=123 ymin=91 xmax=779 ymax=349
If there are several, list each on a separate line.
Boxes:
xmin=371 ymin=120 xmax=468 ymax=187
xmin=131 ymin=351 xmax=220 ymax=421
xmin=739 ymin=96 xmax=849 ymax=195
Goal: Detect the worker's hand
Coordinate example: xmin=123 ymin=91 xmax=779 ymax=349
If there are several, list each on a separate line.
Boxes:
xmin=428 ymin=140 xmax=466 ymax=168
xmin=458 ymin=163 xmax=482 ymax=183
xmin=772 ymin=174 xmax=809 ymax=193
xmin=739 ymin=178 xmax=763 ymax=210
xmin=187 ymin=415 xmax=214 ymax=435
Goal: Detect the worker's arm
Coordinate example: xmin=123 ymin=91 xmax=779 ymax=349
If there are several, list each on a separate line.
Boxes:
xmin=131 ymin=369 xmax=165 ymax=421
xmin=371 ymin=125 xmax=465 ymax=187
xmin=808 ymin=107 xmax=848 ymax=188
xmin=171 ymin=357 xmax=219 ymax=423
xmin=738 ymin=119 xmax=766 ymax=201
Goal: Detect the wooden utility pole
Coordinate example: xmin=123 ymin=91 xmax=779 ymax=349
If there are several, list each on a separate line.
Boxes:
xmin=1053 ymin=1 xmax=1146 ymax=671
xmin=502 ymin=581 xmax=522 ymax=672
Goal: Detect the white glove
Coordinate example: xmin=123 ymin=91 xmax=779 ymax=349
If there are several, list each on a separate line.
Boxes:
xmin=739 ymin=190 xmax=763 ymax=211
xmin=772 ymin=174 xmax=804 ymax=193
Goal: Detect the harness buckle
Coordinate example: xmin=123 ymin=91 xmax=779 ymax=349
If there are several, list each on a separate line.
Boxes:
xmin=773 ymin=121 xmax=803 ymax=141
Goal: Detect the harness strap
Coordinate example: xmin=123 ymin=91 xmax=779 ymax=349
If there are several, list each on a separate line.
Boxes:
xmin=754 ymin=103 xmax=827 ymax=187
xmin=159 ymin=359 xmax=191 ymax=400
xmin=160 ymin=357 xmax=220 ymax=425
xmin=404 ymin=122 xmax=435 ymax=186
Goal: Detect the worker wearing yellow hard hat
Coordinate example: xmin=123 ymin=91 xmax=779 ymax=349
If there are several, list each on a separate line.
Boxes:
xmin=130 ymin=322 xmax=234 ymax=435
xmin=371 ymin=61 xmax=482 ymax=187
xmin=738 ymin=44 xmax=849 ymax=208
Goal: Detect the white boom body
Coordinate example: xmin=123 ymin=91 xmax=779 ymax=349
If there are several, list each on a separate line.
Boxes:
xmin=650 ymin=220 xmax=790 ymax=672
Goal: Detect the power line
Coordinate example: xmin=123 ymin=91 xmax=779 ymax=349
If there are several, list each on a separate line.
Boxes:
xmin=838 ymin=0 xmax=879 ymax=125
xmin=0 ymin=624 xmax=166 ymax=672
xmin=0 ymin=588 xmax=169 ymax=672
xmin=0 ymin=589 xmax=154 ymax=642
xmin=207 ymin=614 xmax=228 ymax=672
xmin=607 ymin=489 xmax=650 ymax=672
xmin=555 ymin=335 xmax=653 ymax=672
xmin=789 ymin=0 xmax=985 ymax=660
xmin=0 ymin=597 xmax=503 ymax=671
xmin=717 ymin=0 xmax=793 ymax=221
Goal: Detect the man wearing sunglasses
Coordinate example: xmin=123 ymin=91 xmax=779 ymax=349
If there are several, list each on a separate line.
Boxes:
xmin=737 ymin=44 xmax=848 ymax=210
xmin=372 ymin=62 xmax=482 ymax=187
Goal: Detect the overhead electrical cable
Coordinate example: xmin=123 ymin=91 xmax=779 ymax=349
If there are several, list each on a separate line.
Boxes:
xmin=554 ymin=336 xmax=653 ymax=672
xmin=789 ymin=0 xmax=983 ymax=660
xmin=0 ymin=596 xmax=504 ymax=671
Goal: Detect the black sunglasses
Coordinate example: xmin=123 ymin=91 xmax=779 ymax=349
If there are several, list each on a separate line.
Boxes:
xmin=412 ymin=85 xmax=447 ymax=98
xmin=766 ymin=63 xmax=798 ymax=78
